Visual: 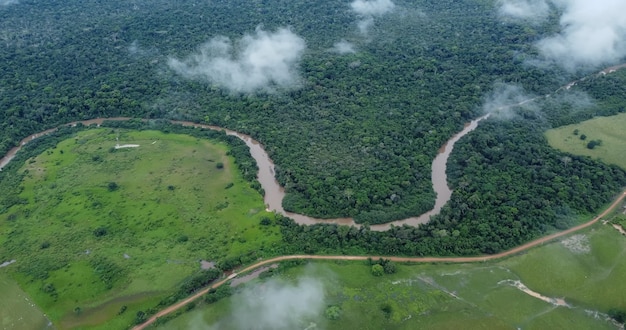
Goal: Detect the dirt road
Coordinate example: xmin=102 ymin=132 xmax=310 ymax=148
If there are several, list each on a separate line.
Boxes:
xmin=133 ymin=190 xmax=626 ymax=330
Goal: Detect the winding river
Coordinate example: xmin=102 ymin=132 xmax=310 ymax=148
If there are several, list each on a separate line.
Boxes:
xmin=0 ymin=63 xmax=624 ymax=231
xmin=0 ymin=116 xmax=488 ymax=231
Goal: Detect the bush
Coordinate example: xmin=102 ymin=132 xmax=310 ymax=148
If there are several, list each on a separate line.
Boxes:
xmin=216 ymin=162 xmax=224 ymax=169
xmin=609 ymin=309 xmax=626 ymax=324
xmin=383 ymin=261 xmax=397 ymax=274
xmin=324 ymin=306 xmax=342 ymax=320
xmin=586 ymin=140 xmax=601 ymax=149
xmin=371 ymin=264 xmax=384 ymax=276
xmin=107 ymin=182 xmax=119 ymax=191
xmin=93 ymin=227 xmax=108 ymax=237
xmin=204 ymin=284 xmax=232 ymax=303
xmin=134 ymin=311 xmax=146 ymax=325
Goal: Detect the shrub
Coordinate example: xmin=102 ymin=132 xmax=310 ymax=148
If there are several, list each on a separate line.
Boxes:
xmin=371 ymin=264 xmax=384 ymax=276
xmin=107 ymin=182 xmax=119 ymax=191
xmin=324 ymin=306 xmax=342 ymax=320
xmin=93 ymin=227 xmax=108 ymax=237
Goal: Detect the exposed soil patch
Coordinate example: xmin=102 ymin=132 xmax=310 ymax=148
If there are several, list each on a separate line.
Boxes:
xmin=200 ymin=260 xmax=215 ymax=270
xmin=560 ymin=234 xmax=590 ymax=254
xmin=612 ymin=224 xmax=626 ymax=236
xmin=498 ymin=279 xmax=570 ymax=307
xmin=0 ymin=259 xmax=16 ymax=268
xmin=230 ymin=264 xmax=278 ymax=287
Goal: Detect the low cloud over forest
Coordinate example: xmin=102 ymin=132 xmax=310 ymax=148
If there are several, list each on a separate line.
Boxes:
xmin=498 ymin=0 xmax=626 ymax=70
xmin=168 ymin=27 xmax=306 ymax=93
xmin=0 ymin=0 xmax=19 ymax=6
xmin=351 ymin=0 xmax=395 ymax=35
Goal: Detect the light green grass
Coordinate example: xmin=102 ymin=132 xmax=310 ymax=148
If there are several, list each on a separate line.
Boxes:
xmin=0 ymin=270 xmax=51 ymax=330
xmin=161 ymin=224 xmax=626 ymax=330
xmin=545 ymin=113 xmax=626 ymax=170
xmin=0 ymin=128 xmax=280 ymax=329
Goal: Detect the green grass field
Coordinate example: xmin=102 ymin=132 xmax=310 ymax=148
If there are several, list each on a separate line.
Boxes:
xmin=0 ymin=270 xmax=51 ymax=330
xmin=0 ymin=128 xmax=280 ymax=329
xmin=161 ymin=224 xmax=626 ymax=330
xmin=545 ymin=113 xmax=626 ymax=170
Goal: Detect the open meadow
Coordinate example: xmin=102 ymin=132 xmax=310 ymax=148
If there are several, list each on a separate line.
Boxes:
xmin=0 ymin=270 xmax=52 ymax=330
xmin=160 ymin=222 xmax=626 ymax=330
xmin=0 ymin=128 xmax=280 ymax=329
xmin=545 ymin=113 xmax=626 ymax=170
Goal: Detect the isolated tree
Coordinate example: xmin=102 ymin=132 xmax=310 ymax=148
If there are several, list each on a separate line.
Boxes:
xmin=371 ymin=264 xmax=384 ymax=276
xmin=324 ymin=306 xmax=342 ymax=320
xmin=107 ymin=182 xmax=119 ymax=191
xmin=383 ymin=261 xmax=397 ymax=274
xmin=93 ymin=227 xmax=108 ymax=237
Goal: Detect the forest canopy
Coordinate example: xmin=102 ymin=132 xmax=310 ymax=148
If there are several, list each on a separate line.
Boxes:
xmin=0 ymin=0 xmax=625 ymax=252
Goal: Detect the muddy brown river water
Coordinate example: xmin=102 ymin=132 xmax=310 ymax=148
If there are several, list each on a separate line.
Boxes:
xmin=0 ymin=115 xmax=488 ymax=231
xmin=1 ymin=63 xmax=624 ymax=231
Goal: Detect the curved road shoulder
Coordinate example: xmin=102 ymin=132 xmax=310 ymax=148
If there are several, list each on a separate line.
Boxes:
xmin=134 ymin=190 xmax=626 ymax=330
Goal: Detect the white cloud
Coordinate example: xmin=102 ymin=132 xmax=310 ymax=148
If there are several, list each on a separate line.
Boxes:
xmin=332 ymin=39 xmax=356 ymax=54
xmin=350 ymin=0 xmax=395 ymax=35
xmin=357 ymin=18 xmax=374 ymax=35
xmin=168 ymin=27 xmax=306 ymax=93
xmin=498 ymin=0 xmax=550 ymax=21
xmin=227 ymin=277 xmax=325 ymax=330
xmin=498 ymin=0 xmax=626 ymax=71
xmin=482 ymin=83 xmax=539 ymax=119
xmin=0 ymin=0 xmax=19 ymax=6
xmin=537 ymin=0 xmax=626 ymax=70
xmin=351 ymin=0 xmax=395 ymax=17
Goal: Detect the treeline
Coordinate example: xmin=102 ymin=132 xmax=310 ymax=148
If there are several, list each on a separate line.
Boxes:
xmin=0 ymin=0 xmax=571 ymax=224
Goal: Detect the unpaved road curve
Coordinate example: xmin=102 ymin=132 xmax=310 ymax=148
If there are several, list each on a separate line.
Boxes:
xmin=133 ymin=190 xmax=626 ymax=330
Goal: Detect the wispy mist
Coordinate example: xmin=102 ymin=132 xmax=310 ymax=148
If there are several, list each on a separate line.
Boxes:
xmin=332 ymin=39 xmax=356 ymax=54
xmin=0 ymin=0 xmax=18 ymax=6
xmin=233 ymin=277 xmax=324 ymax=329
xmin=537 ymin=0 xmax=626 ymax=71
xmin=206 ymin=276 xmax=325 ymax=330
xmin=498 ymin=0 xmax=626 ymax=71
xmin=168 ymin=27 xmax=306 ymax=93
xmin=498 ymin=0 xmax=550 ymax=22
xmin=351 ymin=0 xmax=395 ymax=16
xmin=482 ymin=83 xmax=539 ymax=119
xmin=351 ymin=0 xmax=395 ymax=35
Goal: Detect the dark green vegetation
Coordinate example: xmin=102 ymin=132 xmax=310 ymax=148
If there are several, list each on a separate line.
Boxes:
xmin=0 ymin=126 xmax=280 ymax=328
xmin=0 ymin=0 xmax=624 ymax=298
xmin=3 ymin=0 xmax=624 ymax=227
xmin=159 ymin=224 xmax=626 ymax=330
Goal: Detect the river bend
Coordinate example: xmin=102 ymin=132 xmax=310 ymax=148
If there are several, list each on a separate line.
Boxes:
xmin=1 ymin=63 xmax=624 ymax=231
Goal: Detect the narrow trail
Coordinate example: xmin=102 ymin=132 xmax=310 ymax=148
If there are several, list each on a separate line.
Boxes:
xmin=133 ymin=190 xmax=626 ymax=330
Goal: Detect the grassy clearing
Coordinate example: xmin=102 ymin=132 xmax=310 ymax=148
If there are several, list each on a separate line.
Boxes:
xmin=161 ymin=224 xmax=626 ymax=330
xmin=545 ymin=113 xmax=626 ymax=170
xmin=0 ymin=128 xmax=280 ymax=329
xmin=0 ymin=270 xmax=51 ymax=330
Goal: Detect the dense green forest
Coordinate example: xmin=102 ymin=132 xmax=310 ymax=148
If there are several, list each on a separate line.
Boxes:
xmin=1 ymin=0 xmax=625 ymax=250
